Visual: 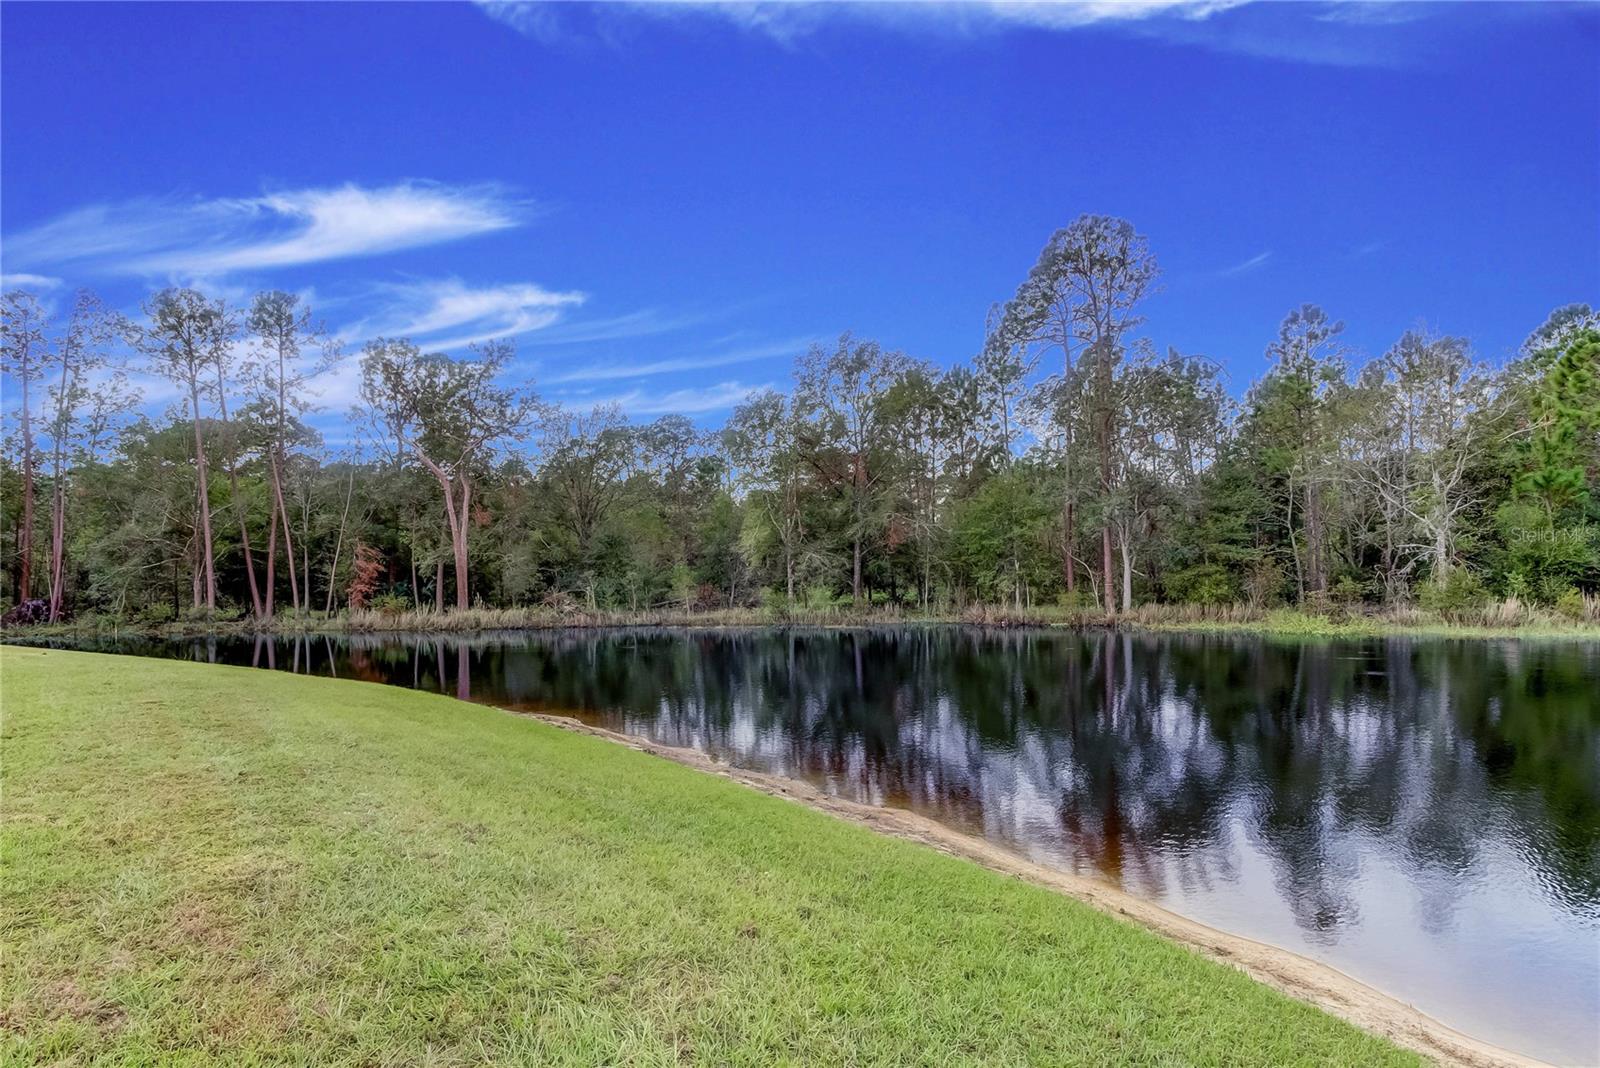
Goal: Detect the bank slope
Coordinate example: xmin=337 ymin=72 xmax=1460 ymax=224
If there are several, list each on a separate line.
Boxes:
xmin=1 ymin=648 xmax=1418 ymax=1067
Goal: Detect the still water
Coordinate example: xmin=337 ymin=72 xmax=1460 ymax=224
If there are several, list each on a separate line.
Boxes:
xmin=23 ymin=628 xmax=1600 ymax=1064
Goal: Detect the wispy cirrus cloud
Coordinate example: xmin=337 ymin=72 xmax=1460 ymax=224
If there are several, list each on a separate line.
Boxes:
xmin=345 ymin=277 xmax=586 ymax=351
xmin=543 ymin=336 xmax=810 ymax=383
xmin=560 ymin=379 xmax=772 ymax=416
xmin=518 ymin=306 xmax=711 ymax=346
xmin=4 ymin=182 xmax=525 ymax=277
xmin=0 ymin=272 xmax=63 ymax=290
xmin=475 ymin=1 xmax=1474 ymax=67
xmin=1219 ymin=250 xmax=1271 ymax=276
xmin=476 ymin=0 xmax=1248 ymax=46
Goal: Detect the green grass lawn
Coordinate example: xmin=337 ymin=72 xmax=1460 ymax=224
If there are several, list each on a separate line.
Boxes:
xmin=1 ymin=648 xmax=1419 ymax=1066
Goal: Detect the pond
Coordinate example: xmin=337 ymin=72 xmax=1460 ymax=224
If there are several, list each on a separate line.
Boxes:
xmin=16 ymin=627 xmax=1599 ymax=1064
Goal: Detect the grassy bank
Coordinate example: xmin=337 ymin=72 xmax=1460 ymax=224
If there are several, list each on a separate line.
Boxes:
xmin=7 ymin=599 xmax=1600 ymax=642
xmin=1 ymin=648 xmax=1419 ymax=1066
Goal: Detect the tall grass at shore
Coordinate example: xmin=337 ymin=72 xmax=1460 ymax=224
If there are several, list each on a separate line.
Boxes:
xmin=6 ymin=594 xmax=1598 ymax=640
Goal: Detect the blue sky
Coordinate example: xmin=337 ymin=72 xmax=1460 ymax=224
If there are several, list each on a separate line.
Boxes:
xmin=3 ymin=1 xmax=1597 ymax=432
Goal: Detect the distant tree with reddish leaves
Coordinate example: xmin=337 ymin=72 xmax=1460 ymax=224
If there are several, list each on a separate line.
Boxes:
xmin=347 ymin=542 xmax=385 ymax=610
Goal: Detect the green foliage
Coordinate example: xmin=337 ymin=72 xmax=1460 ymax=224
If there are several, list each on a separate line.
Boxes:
xmin=368 ymin=592 xmax=411 ymax=617
xmin=136 ymin=602 xmax=175 ymax=625
xmin=1493 ymin=500 xmax=1597 ymax=603
xmin=2 ymin=262 xmax=1593 ymax=625
xmin=1553 ymin=587 xmax=1589 ymax=621
xmin=1163 ymin=563 xmax=1239 ymax=605
xmin=1516 ymin=327 xmax=1600 ymax=515
xmin=1418 ymin=568 xmax=1488 ymax=618
xmin=948 ymin=469 xmax=1055 ymax=605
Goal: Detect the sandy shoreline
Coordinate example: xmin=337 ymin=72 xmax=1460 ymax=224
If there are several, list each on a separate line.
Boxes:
xmin=526 ymin=710 xmax=1548 ymax=1068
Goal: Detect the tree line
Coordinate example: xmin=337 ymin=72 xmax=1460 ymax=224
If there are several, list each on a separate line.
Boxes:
xmin=2 ymin=215 xmax=1596 ymax=624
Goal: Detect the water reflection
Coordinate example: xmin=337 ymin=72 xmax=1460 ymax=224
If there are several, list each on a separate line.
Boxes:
xmin=18 ymin=627 xmax=1600 ymax=1063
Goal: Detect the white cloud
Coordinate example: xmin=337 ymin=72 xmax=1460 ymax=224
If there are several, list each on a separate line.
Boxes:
xmin=544 ymin=337 xmax=809 ymax=383
xmin=519 ymin=307 xmax=709 ymax=346
xmin=276 ymin=278 xmax=583 ymax=414
xmin=476 ymin=0 xmax=568 ymax=41
xmin=0 ymin=272 xmax=62 ymax=290
xmin=476 ymin=1 xmax=1436 ymax=66
xmin=4 ymin=182 xmax=524 ymax=277
xmin=568 ymin=379 xmax=771 ymax=415
xmin=345 ymin=278 xmax=586 ymax=351
xmin=1314 ymin=2 xmax=1426 ymax=26
xmin=477 ymin=0 xmax=1250 ymax=45
xmin=1219 ymin=250 xmax=1271 ymax=276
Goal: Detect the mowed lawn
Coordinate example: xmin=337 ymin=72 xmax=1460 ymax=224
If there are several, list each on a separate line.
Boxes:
xmin=1 ymin=648 xmax=1419 ymax=1067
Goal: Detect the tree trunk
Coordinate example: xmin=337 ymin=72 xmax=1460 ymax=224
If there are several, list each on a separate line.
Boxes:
xmin=852 ymin=534 xmax=863 ymax=605
xmin=270 ymin=454 xmax=299 ymax=612
xmin=190 ymin=533 xmax=202 ymax=609
xmin=1285 ymin=478 xmax=1304 ymax=602
xmin=1099 ymin=397 xmax=1116 ymax=613
xmin=189 ymin=386 xmax=216 ymax=610
xmin=452 ymin=478 xmax=471 ymax=611
xmin=302 ymin=530 xmax=311 ymax=613
xmin=417 ymin=451 xmax=471 ymax=612
xmin=323 ymin=467 xmax=355 ymax=614
xmin=18 ymin=371 xmax=34 ymax=602
xmin=212 ymin=363 xmax=263 ymax=618
xmin=1120 ymin=531 xmax=1133 ymax=613
xmin=1101 ymin=524 xmax=1115 ymax=614
xmin=264 ymin=501 xmax=278 ymax=617
xmin=228 ymin=463 xmax=262 ymax=617
xmin=47 ymin=487 xmax=65 ymax=621
xmin=1304 ymin=480 xmax=1325 ymax=598
xmin=1062 ymin=497 xmax=1076 ymax=595
xmin=45 ymin=351 xmax=71 ymax=622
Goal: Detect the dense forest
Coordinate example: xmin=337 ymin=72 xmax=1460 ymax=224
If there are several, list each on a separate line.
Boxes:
xmin=2 ymin=215 xmax=1596 ymax=626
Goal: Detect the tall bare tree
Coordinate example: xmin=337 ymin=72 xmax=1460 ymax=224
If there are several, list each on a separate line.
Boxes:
xmin=725 ymin=390 xmax=809 ymax=604
xmin=1001 ymin=215 xmax=1159 ymax=609
xmin=360 ymin=338 xmax=535 ymax=611
xmin=1256 ymin=304 xmax=1348 ymax=603
xmin=247 ymin=291 xmax=338 ymax=617
xmin=795 ymin=334 xmax=912 ymax=605
xmin=1350 ymin=329 xmax=1500 ymax=586
xmin=539 ymin=404 xmax=634 ymax=607
xmin=1 ymin=290 xmax=49 ymax=602
xmin=42 ymin=291 xmax=124 ymax=620
xmin=136 ymin=288 xmax=234 ymax=611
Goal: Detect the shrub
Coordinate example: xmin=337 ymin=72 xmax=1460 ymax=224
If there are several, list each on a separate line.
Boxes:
xmin=1330 ymin=574 xmax=1366 ymax=606
xmin=803 ymin=585 xmax=843 ymax=611
xmin=369 ymin=592 xmax=411 ymax=617
xmin=761 ymin=587 xmax=793 ymax=620
xmin=137 ymin=602 xmax=176 ymax=625
xmin=1055 ymin=588 xmax=1095 ymax=610
xmin=1419 ymin=569 xmax=1488 ymax=620
xmin=1245 ymin=559 xmax=1287 ymax=609
xmin=0 ymin=599 xmax=50 ymax=626
xmin=1163 ymin=563 xmax=1238 ymax=606
xmin=1553 ymin=587 xmax=1599 ymax=622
